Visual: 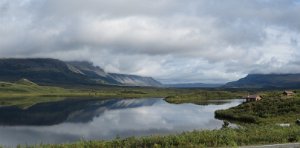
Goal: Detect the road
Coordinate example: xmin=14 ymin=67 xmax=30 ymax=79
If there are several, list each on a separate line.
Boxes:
xmin=241 ymin=143 xmax=300 ymax=148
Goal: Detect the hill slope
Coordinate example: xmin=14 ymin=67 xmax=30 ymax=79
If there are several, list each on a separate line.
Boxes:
xmin=224 ymin=74 xmax=300 ymax=88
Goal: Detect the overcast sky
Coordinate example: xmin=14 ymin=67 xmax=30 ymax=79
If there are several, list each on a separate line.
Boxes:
xmin=0 ymin=0 xmax=300 ymax=84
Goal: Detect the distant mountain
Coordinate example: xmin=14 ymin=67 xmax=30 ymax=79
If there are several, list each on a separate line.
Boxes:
xmin=0 ymin=58 xmax=162 ymax=87
xmin=165 ymin=83 xmax=223 ymax=88
xmin=224 ymin=74 xmax=300 ymax=88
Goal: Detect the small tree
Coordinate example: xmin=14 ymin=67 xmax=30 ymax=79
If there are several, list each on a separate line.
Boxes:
xmin=222 ymin=121 xmax=230 ymax=129
xmin=296 ymin=119 xmax=300 ymax=125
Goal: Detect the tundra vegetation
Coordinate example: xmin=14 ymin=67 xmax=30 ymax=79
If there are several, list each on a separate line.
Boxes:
xmin=0 ymin=80 xmax=244 ymax=107
xmin=215 ymin=91 xmax=300 ymax=124
xmin=0 ymin=81 xmax=299 ymax=147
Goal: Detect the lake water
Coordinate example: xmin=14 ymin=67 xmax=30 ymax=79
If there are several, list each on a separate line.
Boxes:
xmin=0 ymin=98 xmax=243 ymax=147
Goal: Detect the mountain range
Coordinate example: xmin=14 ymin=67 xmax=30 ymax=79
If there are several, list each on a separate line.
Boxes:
xmin=0 ymin=58 xmax=162 ymax=87
xmin=167 ymin=74 xmax=300 ymax=89
xmin=1 ymin=58 xmax=300 ymax=88
xmin=165 ymin=83 xmax=223 ymax=88
xmin=224 ymin=74 xmax=300 ymax=89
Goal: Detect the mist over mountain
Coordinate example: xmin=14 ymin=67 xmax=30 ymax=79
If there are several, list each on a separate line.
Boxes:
xmin=67 ymin=61 xmax=162 ymax=86
xmin=0 ymin=58 xmax=162 ymax=87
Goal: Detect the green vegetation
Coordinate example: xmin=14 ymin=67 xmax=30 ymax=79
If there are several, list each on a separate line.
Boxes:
xmin=0 ymin=81 xmax=70 ymax=96
xmin=23 ymin=125 xmax=300 ymax=148
xmin=165 ymin=90 xmax=245 ymax=104
xmin=0 ymin=80 xmax=172 ymax=107
xmin=0 ymin=80 xmax=246 ymax=108
xmin=215 ymin=91 xmax=300 ymax=124
xmin=0 ymin=81 xmax=77 ymax=107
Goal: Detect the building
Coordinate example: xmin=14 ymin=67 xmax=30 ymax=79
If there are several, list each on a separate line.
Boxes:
xmin=283 ymin=91 xmax=295 ymax=96
xmin=245 ymin=95 xmax=262 ymax=102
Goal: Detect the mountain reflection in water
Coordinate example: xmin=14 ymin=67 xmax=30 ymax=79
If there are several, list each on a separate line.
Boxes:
xmin=0 ymin=98 xmax=243 ymax=147
xmin=0 ymin=98 xmax=158 ymax=125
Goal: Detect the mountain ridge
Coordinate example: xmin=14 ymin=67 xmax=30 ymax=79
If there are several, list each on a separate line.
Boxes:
xmin=165 ymin=83 xmax=223 ymax=88
xmin=224 ymin=73 xmax=300 ymax=88
xmin=0 ymin=58 xmax=162 ymax=87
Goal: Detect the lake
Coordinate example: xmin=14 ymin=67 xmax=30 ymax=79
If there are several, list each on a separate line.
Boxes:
xmin=0 ymin=98 xmax=243 ymax=147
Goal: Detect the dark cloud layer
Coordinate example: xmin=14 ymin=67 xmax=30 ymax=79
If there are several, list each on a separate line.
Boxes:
xmin=0 ymin=0 xmax=300 ymax=83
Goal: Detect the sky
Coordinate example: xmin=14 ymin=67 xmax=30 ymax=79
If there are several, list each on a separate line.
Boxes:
xmin=0 ymin=0 xmax=300 ymax=84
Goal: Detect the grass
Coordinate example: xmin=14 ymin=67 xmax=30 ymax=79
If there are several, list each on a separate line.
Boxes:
xmin=0 ymin=81 xmax=247 ymax=108
xmin=0 ymin=81 xmax=172 ymax=107
xmin=21 ymin=125 xmax=300 ymax=148
xmin=164 ymin=90 xmax=245 ymax=104
xmin=215 ymin=91 xmax=300 ymax=124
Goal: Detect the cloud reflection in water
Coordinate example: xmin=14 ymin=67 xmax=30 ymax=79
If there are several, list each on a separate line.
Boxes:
xmin=0 ymin=98 xmax=242 ymax=146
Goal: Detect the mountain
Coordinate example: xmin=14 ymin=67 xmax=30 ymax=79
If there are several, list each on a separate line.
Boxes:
xmin=0 ymin=58 xmax=162 ymax=87
xmin=165 ymin=83 xmax=223 ymax=88
xmin=0 ymin=58 xmax=94 ymax=85
xmin=224 ymin=74 xmax=300 ymax=88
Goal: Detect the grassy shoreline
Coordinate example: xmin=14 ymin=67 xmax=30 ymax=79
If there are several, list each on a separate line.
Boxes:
xmin=25 ymin=125 xmax=300 ymax=148
xmin=0 ymin=81 xmax=246 ymax=108
xmin=215 ymin=92 xmax=300 ymax=124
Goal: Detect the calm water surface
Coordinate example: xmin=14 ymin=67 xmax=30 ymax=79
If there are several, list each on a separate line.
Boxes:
xmin=0 ymin=98 xmax=243 ymax=146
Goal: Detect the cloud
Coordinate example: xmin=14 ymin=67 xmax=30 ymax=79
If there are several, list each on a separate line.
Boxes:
xmin=0 ymin=0 xmax=300 ymax=83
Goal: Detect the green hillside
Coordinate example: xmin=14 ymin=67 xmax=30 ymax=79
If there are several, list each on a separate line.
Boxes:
xmin=215 ymin=91 xmax=300 ymax=124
